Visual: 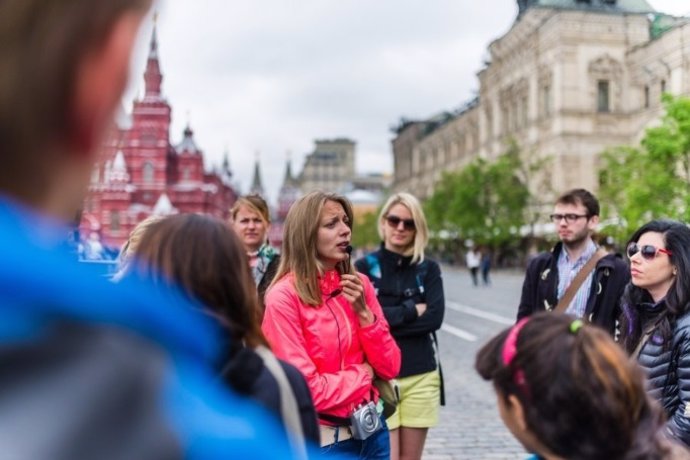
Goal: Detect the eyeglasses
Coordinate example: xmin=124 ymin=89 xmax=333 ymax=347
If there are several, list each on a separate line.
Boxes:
xmin=549 ymin=213 xmax=589 ymax=224
xmin=385 ymin=215 xmax=415 ymax=231
xmin=626 ymin=242 xmax=673 ymax=260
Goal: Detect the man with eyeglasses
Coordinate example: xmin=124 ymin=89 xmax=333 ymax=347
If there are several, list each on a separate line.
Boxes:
xmin=516 ymin=189 xmax=629 ymax=335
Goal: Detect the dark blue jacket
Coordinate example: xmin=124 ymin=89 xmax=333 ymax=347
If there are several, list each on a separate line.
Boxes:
xmin=0 ymin=197 xmax=294 ymax=459
xmin=517 ymin=242 xmax=629 ymax=335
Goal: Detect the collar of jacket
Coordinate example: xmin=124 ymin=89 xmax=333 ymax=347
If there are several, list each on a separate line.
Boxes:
xmin=549 ymin=241 xmax=619 ymax=270
xmin=318 ymin=269 xmax=341 ymax=297
xmin=379 ymin=243 xmax=413 ymax=268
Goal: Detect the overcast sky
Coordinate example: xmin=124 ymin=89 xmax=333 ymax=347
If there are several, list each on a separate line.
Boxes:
xmin=124 ymin=0 xmax=688 ymax=203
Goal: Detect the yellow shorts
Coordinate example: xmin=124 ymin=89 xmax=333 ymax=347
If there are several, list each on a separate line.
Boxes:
xmin=386 ymin=370 xmax=440 ymax=430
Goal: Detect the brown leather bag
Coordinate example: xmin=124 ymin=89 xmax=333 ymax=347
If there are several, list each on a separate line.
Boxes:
xmin=553 ymin=248 xmax=608 ymax=313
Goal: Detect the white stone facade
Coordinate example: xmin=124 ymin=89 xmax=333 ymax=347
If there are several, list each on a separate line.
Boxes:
xmin=392 ymin=5 xmax=690 ymax=205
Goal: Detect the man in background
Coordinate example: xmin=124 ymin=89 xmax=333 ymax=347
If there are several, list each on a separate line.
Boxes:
xmin=0 ymin=1 xmax=291 ymax=458
xmin=516 ymin=189 xmax=628 ymax=335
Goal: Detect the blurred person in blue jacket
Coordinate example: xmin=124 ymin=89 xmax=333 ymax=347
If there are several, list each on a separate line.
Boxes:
xmin=0 ymin=0 xmax=293 ymax=458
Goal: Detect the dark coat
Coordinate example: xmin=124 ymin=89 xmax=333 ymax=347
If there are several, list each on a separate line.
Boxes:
xmin=517 ymin=242 xmax=629 ymax=335
xmin=220 ymin=346 xmax=319 ymax=444
xmin=636 ymin=309 xmax=690 ymax=447
xmin=355 ymin=246 xmax=445 ymax=378
xmin=257 ymin=254 xmax=280 ymax=310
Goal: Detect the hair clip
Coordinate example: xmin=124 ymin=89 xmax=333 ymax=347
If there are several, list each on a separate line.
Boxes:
xmin=502 ymin=318 xmax=530 ymax=392
xmin=570 ymin=319 xmax=584 ymax=334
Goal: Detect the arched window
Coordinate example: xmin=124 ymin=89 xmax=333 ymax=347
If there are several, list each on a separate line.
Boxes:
xmin=110 ymin=210 xmax=120 ymax=231
xmin=143 ymin=162 xmax=154 ymax=184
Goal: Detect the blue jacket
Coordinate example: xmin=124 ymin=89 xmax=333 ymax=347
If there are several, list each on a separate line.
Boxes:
xmin=0 ymin=197 xmax=294 ymax=459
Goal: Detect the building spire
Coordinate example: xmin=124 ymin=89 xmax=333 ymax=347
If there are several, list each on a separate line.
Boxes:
xmin=282 ymin=151 xmax=297 ymax=188
xmin=250 ymin=152 xmax=264 ymax=195
xmin=144 ymin=15 xmax=163 ymax=98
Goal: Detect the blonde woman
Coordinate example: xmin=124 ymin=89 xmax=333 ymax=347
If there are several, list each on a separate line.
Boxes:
xmin=262 ymin=191 xmax=401 ymax=458
xmin=230 ymin=194 xmax=279 ymax=310
xmin=355 ymin=192 xmax=445 ymax=460
xmin=113 ymin=214 xmax=163 ymax=280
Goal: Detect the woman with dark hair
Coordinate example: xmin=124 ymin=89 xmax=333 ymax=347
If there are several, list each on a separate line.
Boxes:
xmin=620 ymin=219 xmax=690 ymax=447
xmin=262 ymin=191 xmax=401 ymax=459
xmin=131 ymin=213 xmax=318 ymax=457
xmin=476 ymin=312 xmax=686 ymax=460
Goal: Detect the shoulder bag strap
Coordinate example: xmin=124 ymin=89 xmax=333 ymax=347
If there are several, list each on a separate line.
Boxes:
xmin=554 ymin=248 xmax=607 ymax=314
xmin=254 ymin=346 xmax=307 ymax=460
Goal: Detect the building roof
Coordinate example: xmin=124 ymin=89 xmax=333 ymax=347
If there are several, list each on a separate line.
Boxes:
xmin=175 ymin=125 xmax=200 ymax=154
xmin=519 ymin=0 xmax=655 ymax=15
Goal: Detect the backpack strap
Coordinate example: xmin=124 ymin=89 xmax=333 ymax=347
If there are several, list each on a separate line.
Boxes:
xmin=554 ymin=248 xmax=607 ymax=314
xmin=254 ymin=346 xmax=307 ymax=460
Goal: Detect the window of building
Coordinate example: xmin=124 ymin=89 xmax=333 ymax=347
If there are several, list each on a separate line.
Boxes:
xmin=661 ymin=79 xmax=666 ymax=97
xmin=597 ymin=80 xmax=610 ymax=113
xmin=183 ymin=166 xmax=191 ymax=180
xmin=542 ymin=85 xmax=552 ymax=117
xmin=644 ymin=85 xmax=650 ymax=108
xmin=143 ymin=162 xmax=154 ymax=183
xmin=110 ymin=210 xmax=120 ymax=231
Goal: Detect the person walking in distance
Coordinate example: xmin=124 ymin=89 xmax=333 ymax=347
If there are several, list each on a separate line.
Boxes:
xmin=0 ymin=1 xmax=293 ymax=457
xmin=466 ymin=246 xmax=481 ymax=286
xmin=517 ymin=189 xmax=629 ymax=335
xmin=356 ymin=192 xmax=445 ymax=460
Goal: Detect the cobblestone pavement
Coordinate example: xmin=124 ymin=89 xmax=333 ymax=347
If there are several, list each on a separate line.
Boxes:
xmin=422 ymin=267 xmax=527 ymax=460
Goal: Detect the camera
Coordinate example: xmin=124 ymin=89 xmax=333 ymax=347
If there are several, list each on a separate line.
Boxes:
xmin=349 ymin=401 xmax=382 ymax=440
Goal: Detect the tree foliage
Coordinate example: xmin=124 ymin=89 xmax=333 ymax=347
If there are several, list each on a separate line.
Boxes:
xmin=424 ymin=140 xmax=547 ymax=246
xmin=599 ymin=94 xmax=690 ymax=241
xmin=352 ymin=209 xmax=381 ymax=251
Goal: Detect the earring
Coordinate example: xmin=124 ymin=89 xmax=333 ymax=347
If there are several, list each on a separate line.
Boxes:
xmin=673 ymin=268 xmax=678 ymax=276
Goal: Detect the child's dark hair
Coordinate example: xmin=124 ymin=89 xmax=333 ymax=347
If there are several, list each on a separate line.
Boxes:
xmin=476 ymin=312 xmax=670 ymax=460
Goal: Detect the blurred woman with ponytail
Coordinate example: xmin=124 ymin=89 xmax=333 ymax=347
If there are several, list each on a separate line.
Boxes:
xmin=476 ymin=312 xmax=687 ymax=459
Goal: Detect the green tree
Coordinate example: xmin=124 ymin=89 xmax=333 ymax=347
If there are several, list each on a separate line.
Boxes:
xmin=599 ymin=94 xmax=690 ymax=241
xmin=425 ymin=141 xmax=537 ymax=247
xmin=352 ymin=209 xmax=380 ymax=250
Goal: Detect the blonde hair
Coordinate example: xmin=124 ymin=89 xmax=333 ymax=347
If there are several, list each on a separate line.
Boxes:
xmin=230 ymin=194 xmax=271 ymax=225
xmin=378 ymin=192 xmax=428 ymax=264
xmin=116 ymin=214 xmax=164 ymax=275
xmin=271 ymin=191 xmax=354 ymax=306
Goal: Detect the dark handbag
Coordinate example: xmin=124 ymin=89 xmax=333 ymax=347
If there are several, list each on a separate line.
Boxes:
xmin=374 ymin=378 xmax=399 ymax=419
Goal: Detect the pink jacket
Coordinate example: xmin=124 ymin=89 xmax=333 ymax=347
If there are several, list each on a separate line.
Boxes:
xmin=262 ymin=269 xmax=401 ymax=420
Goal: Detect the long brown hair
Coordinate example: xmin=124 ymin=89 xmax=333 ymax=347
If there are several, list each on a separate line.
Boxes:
xmin=475 ymin=312 xmax=670 ymax=460
xmin=133 ymin=213 xmax=265 ymax=348
xmin=270 ymin=191 xmax=354 ymax=306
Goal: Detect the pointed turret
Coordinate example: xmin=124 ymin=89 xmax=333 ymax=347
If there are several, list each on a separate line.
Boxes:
xmin=222 ymin=150 xmax=232 ymax=177
xmin=250 ymin=153 xmax=264 ymax=195
xmin=176 ymin=124 xmax=200 ymax=154
xmin=152 ymin=193 xmax=177 ymax=216
xmin=144 ymin=16 xmax=163 ymax=98
xmin=281 ymin=152 xmax=298 ymax=188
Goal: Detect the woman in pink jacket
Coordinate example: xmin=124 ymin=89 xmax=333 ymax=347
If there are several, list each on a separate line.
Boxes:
xmin=262 ymin=191 xmax=401 ymax=458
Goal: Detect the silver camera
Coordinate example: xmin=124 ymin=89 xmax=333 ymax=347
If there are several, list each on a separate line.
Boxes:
xmin=349 ymin=401 xmax=382 ymax=440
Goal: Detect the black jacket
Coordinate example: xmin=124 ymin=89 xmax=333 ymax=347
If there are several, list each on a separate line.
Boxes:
xmin=355 ymin=246 xmax=445 ymax=378
xmin=517 ymin=242 xmax=629 ymax=335
xmin=257 ymin=255 xmax=280 ymax=308
xmin=219 ymin=346 xmax=319 ymax=445
xmin=637 ymin=308 xmax=690 ymax=447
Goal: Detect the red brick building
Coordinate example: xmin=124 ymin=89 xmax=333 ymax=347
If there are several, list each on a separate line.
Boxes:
xmin=80 ymin=25 xmax=236 ymax=249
